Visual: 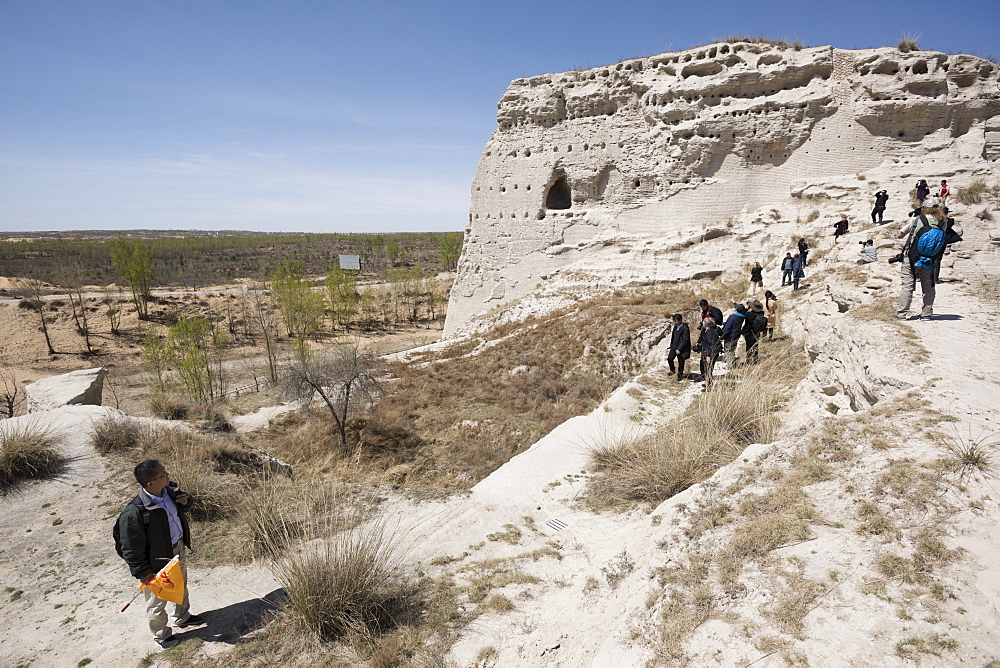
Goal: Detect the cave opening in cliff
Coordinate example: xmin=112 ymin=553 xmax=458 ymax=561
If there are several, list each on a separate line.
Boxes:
xmin=545 ymin=176 xmax=572 ymax=210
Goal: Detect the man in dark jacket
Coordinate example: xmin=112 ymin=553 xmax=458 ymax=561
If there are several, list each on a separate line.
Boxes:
xmin=696 ymin=317 xmax=722 ymax=389
xmin=666 ymin=313 xmax=691 ymax=381
xmin=697 ymin=299 xmax=723 ymax=330
xmin=117 ymin=459 xmax=204 ymax=647
xmin=780 ymin=253 xmax=794 ymax=285
xmin=742 ymin=301 xmax=768 ymax=364
xmin=720 ymin=302 xmax=746 ymax=367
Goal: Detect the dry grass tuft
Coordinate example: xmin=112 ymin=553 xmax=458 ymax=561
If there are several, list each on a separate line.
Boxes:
xmin=941 ymin=430 xmax=996 ymax=480
xmin=956 ymin=180 xmax=987 ymax=205
xmin=0 ymin=422 xmax=65 ymax=489
xmin=148 ymin=392 xmax=191 ymax=420
xmin=90 ymin=413 xmax=152 ymax=453
xmin=588 ymin=337 xmax=807 ymax=506
xmin=897 ymin=33 xmax=920 ymax=52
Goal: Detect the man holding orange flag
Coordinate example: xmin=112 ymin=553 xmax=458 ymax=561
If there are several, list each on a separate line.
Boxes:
xmin=115 ymin=459 xmax=204 ymax=648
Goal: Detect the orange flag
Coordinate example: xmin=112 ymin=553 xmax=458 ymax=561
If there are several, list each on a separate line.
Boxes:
xmin=140 ymin=556 xmax=185 ymax=605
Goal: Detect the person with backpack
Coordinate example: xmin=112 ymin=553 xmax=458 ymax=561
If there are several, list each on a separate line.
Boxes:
xmin=720 ymin=301 xmax=747 ymax=367
xmin=935 ymin=208 xmax=963 ymax=283
xmin=697 ymin=299 xmax=723 ymax=331
xmin=780 ymin=253 xmax=794 ymax=286
xmin=937 ymin=180 xmax=950 ymax=206
xmin=894 ymin=206 xmax=947 ymax=319
xmin=695 ymin=317 xmax=723 ymax=389
xmin=915 ymin=179 xmax=930 ymax=205
xmin=666 ymin=313 xmax=691 ymax=381
xmin=115 ymin=459 xmax=204 ymax=648
xmin=742 ymin=301 xmax=768 ymax=364
xmin=872 ymin=190 xmax=889 ymax=224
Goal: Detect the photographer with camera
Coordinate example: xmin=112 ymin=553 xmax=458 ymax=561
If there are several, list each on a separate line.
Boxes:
xmin=857 ymin=239 xmax=877 ymax=265
xmin=893 ymin=206 xmax=947 ymax=319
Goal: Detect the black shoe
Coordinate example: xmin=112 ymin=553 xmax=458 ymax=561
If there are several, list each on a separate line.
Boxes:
xmin=666 ymin=370 xmax=675 ymax=376
xmin=177 ymin=614 xmax=205 ymax=628
xmin=156 ymin=634 xmax=179 ymax=649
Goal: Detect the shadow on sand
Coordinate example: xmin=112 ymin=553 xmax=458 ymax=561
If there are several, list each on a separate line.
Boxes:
xmin=174 ymin=588 xmax=285 ymax=646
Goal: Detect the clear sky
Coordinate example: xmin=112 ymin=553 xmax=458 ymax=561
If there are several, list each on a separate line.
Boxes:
xmin=1 ymin=0 xmax=997 ymax=234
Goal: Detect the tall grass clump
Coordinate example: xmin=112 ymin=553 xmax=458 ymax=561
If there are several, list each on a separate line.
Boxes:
xmin=90 ymin=413 xmax=150 ymax=453
xmin=956 ymin=180 xmax=987 ymax=205
xmin=898 ymin=33 xmax=920 ymax=52
xmin=270 ymin=498 xmax=410 ymax=642
xmin=0 ymin=422 xmax=65 ymax=489
xmin=588 ymin=338 xmax=807 ymax=506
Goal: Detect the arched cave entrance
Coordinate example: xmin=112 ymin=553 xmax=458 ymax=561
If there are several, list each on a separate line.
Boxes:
xmin=545 ymin=176 xmax=572 ymax=210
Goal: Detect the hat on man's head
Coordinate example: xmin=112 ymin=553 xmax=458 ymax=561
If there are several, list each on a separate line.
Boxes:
xmin=750 ymin=301 xmax=765 ymax=312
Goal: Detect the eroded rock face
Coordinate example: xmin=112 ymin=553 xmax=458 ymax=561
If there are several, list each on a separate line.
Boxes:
xmin=445 ymin=43 xmax=999 ymax=336
xmin=26 ymin=368 xmax=108 ymax=413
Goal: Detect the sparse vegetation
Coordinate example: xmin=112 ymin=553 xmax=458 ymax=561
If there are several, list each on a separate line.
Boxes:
xmin=898 ymin=33 xmax=920 ymax=53
xmin=0 ymin=423 xmax=65 ymax=489
xmin=587 ymin=337 xmax=807 ymax=506
xmin=956 ymin=179 xmax=987 ymax=205
xmin=90 ymin=414 xmax=148 ymax=453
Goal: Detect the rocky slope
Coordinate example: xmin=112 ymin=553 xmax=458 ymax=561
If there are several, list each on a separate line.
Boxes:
xmin=445 ymin=41 xmax=999 ymax=336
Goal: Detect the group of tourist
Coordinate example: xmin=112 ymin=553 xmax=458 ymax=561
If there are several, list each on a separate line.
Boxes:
xmin=667 ymin=294 xmax=779 ymax=388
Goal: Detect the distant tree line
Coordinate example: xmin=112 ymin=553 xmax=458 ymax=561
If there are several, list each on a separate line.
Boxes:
xmin=0 ymin=231 xmax=463 ymax=288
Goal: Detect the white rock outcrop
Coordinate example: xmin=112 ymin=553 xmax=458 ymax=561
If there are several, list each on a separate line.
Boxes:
xmin=445 ymin=42 xmax=999 ymax=336
xmin=25 ymin=367 xmax=108 ymax=413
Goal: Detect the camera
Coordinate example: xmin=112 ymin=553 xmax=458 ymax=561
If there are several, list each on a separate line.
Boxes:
xmin=888 ymin=252 xmax=905 ymax=264
xmin=858 ymin=241 xmax=866 ymax=245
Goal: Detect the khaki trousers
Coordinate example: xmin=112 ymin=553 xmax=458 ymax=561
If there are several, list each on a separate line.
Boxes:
xmin=144 ymin=542 xmax=191 ymax=640
xmin=898 ymin=263 xmax=935 ymax=315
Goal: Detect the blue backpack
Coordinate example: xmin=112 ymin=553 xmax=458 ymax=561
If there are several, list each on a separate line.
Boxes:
xmin=906 ymin=216 xmax=945 ymax=269
xmin=914 ymin=228 xmax=944 ymax=269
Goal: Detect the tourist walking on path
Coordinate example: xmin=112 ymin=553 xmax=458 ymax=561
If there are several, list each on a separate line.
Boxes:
xmin=721 ymin=301 xmax=746 ymax=367
xmin=780 ymin=253 xmax=794 ymax=286
xmin=666 ymin=313 xmax=691 ymax=381
xmin=763 ymin=291 xmax=780 ymax=340
xmin=797 ymin=238 xmax=809 ymax=266
xmin=696 ymin=317 xmax=722 ymax=389
xmin=750 ymin=262 xmax=764 ymax=294
xmin=791 ymin=253 xmax=806 ymax=290
xmin=742 ymin=301 xmax=768 ymax=364
xmin=833 ymin=217 xmax=850 ymax=242
xmin=872 ymin=190 xmax=889 ymax=224
xmin=697 ymin=299 xmax=723 ymax=330
xmin=116 ymin=460 xmax=205 ymax=649
xmin=915 ymin=179 xmax=930 ymax=205
xmin=858 ymin=239 xmax=877 ymax=265
xmin=895 ymin=207 xmax=947 ymax=319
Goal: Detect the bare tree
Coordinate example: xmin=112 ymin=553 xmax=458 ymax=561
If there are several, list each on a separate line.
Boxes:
xmin=280 ymin=343 xmax=384 ymax=450
xmin=61 ymin=263 xmax=93 ymax=353
xmin=102 ymin=287 xmax=122 ymax=335
xmin=246 ymin=282 xmax=281 ymax=383
xmin=13 ymin=277 xmax=55 ymax=355
xmin=0 ymin=366 xmax=24 ymax=419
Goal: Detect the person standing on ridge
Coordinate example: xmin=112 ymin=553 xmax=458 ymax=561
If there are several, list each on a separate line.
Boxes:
xmin=721 ymin=301 xmax=746 ymax=367
xmin=749 ymin=262 xmax=764 ymax=294
xmin=666 ymin=313 xmax=691 ymax=381
xmin=797 ymin=238 xmax=809 ymax=267
xmin=780 ymin=253 xmax=794 ymax=286
xmin=895 ymin=206 xmax=947 ymax=319
xmin=763 ymin=290 xmax=780 ymax=340
xmin=115 ymin=460 xmax=205 ymax=649
xmin=791 ymin=253 xmax=806 ymax=290
xmin=915 ymin=179 xmax=930 ymax=205
xmin=872 ymin=190 xmax=889 ymax=224
xmin=937 ymin=179 xmax=950 ymax=206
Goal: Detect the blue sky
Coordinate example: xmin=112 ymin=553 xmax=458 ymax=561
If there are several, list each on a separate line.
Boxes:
xmin=1 ymin=0 xmax=997 ymax=234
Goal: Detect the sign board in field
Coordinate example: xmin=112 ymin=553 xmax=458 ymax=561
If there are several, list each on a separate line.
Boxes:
xmin=338 ymin=255 xmax=360 ymax=271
